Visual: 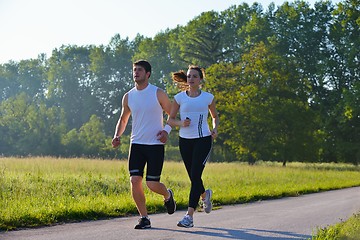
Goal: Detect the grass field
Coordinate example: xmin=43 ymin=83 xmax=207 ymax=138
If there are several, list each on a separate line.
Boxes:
xmin=1 ymin=157 xmax=360 ymax=234
xmin=312 ymin=213 xmax=360 ymax=240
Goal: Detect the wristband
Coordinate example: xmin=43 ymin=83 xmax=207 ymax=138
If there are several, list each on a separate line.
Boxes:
xmin=163 ymin=124 xmax=172 ymax=134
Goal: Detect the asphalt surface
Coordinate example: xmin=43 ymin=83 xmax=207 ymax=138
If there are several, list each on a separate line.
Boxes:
xmin=1 ymin=187 xmax=360 ymax=240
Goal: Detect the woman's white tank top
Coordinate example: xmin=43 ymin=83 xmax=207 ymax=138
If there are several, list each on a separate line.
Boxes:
xmin=174 ymin=90 xmax=214 ymax=139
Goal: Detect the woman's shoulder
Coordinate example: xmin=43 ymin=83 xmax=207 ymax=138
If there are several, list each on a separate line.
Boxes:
xmin=175 ymin=91 xmax=186 ymax=97
xmin=201 ymin=91 xmax=214 ymax=98
xmin=174 ymin=91 xmax=187 ymax=103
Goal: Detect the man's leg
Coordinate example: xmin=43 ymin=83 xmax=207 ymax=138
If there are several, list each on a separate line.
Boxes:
xmin=147 ymin=181 xmax=176 ymax=214
xmin=130 ymin=175 xmax=148 ymax=217
xmin=145 ymin=144 xmax=170 ymax=199
xmin=146 ymin=181 xmax=170 ymax=199
xmin=145 ymin=145 xmax=176 ymax=214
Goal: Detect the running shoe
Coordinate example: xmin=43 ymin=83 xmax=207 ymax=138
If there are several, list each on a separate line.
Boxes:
xmin=177 ymin=215 xmax=194 ymax=228
xmin=203 ymin=189 xmax=213 ymax=213
xmin=134 ymin=216 xmax=151 ymax=229
xmin=164 ymin=189 xmax=176 ymax=214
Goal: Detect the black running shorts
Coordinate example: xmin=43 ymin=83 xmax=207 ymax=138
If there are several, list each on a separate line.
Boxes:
xmin=128 ymin=144 xmax=165 ymax=182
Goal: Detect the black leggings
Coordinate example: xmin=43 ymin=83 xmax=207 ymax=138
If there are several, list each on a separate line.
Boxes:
xmin=179 ymin=136 xmax=212 ymax=209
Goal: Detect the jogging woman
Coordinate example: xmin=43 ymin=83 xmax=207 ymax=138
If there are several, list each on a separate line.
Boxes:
xmin=167 ymin=65 xmax=219 ymax=228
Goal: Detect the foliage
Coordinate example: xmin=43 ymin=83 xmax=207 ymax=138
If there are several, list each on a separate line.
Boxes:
xmin=206 ymin=43 xmax=317 ymax=165
xmin=312 ymin=213 xmax=360 ymax=240
xmin=0 ymin=0 xmax=358 ymax=165
xmin=0 ymin=93 xmax=66 ymax=156
xmin=62 ymin=115 xmax=111 ymax=157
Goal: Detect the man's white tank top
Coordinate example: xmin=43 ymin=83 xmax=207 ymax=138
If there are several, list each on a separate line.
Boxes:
xmin=128 ymin=84 xmax=164 ymax=145
xmin=174 ymin=90 xmax=214 ymax=139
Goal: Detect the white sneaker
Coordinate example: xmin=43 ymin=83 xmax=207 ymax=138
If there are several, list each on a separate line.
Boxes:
xmin=177 ymin=215 xmax=194 ymax=228
xmin=203 ymin=189 xmax=212 ymax=213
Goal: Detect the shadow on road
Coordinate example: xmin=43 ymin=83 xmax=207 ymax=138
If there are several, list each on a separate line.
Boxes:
xmin=151 ymin=226 xmax=311 ymax=239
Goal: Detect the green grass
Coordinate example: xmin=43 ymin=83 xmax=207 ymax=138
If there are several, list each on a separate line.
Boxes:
xmin=1 ymin=157 xmax=360 ymax=233
xmin=312 ymin=213 xmax=360 ymax=240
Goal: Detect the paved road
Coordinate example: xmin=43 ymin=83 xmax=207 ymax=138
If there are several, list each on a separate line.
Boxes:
xmin=1 ymin=187 xmax=360 ymax=240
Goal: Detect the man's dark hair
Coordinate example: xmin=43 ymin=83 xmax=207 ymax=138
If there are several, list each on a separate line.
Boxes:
xmin=134 ymin=60 xmax=152 ymax=77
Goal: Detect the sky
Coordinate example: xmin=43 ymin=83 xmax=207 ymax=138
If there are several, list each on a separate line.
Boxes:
xmin=0 ymin=0 xmax=340 ymax=64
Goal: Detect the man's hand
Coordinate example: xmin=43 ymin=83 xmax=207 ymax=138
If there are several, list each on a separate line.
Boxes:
xmin=112 ymin=136 xmax=121 ymax=148
xmin=157 ymin=130 xmax=168 ymax=143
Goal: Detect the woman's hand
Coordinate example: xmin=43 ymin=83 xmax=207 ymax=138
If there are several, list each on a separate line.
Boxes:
xmin=183 ymin=117 xmax=191 ymax=127
xmin=211 ymin=128 xmax=218 ymax=139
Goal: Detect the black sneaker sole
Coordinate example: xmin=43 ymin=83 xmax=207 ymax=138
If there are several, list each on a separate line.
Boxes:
xmin=134 ymin=224 xmax=151 ymax=229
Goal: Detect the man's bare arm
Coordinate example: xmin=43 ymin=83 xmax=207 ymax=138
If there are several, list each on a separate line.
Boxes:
xmin=112 ymin=93 xmax=131 ymax=148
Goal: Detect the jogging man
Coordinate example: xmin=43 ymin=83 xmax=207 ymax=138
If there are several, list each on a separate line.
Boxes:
xmin=112 ymin=60 xmax=176 ymax=229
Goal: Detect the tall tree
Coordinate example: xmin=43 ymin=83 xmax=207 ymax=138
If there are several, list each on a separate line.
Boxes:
xmin=174 ymin=11 xmax=225 ymax=67
xmin=240 ymin=3 xmax=272 ymax=53
xmin=0 ymin=62 xmax=20 ymax=102
xmin=133 ymin=31 xmax=182 ymax=90
xmin=89 ymin=34 xmax=134 ymax=134
xmin=0 ymin=58 xmax=46 ymax=102
xmin=321 ymin=0 xmax=360 ymax=163
xmin=61 ymin=115 xmax=110 ymax=157
xmin=47 ymin=45 xmax=103 ymax=130
xmin=0 ymin=93 xmax=66 ymax=156
xmin=218 ymin=3 xmax=257 ymax=63
xmin=207 ymin=43 xmax=317 ymax=164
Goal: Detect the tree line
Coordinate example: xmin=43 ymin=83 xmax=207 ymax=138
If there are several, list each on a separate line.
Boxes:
xmin=0 ymin=0 xmax=358 ymax=165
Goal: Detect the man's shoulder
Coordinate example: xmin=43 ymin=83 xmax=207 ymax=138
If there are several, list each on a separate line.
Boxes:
xmin=127 ymin=86 xmax=136 ymax=92
xmin=127 ymin=86 xmax=138 ymax=96
xmin=125 ymin=87 xmax=136 ymax=95
xmin=154 ymin=85 xmax=167 ymax=95
xmin=150 ymin=84 xmax=164 ymax=91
